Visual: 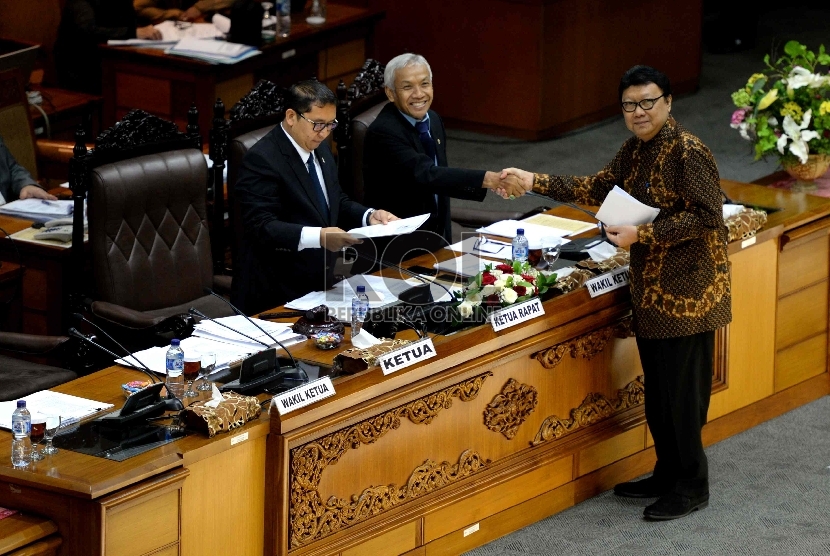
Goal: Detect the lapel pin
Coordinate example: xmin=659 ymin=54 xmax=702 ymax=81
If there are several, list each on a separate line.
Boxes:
xmin=437 ymin=139 xmax=441 ymax=145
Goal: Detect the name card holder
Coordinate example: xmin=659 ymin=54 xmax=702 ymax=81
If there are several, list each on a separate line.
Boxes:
xmin=489 ymin=297 xmax=545 ymax=332
xmin=585 ymin=265 xmax=630 ymax=298
xmin=273 ymin=376 xmax=336 ymax=415
xmin=379 ymin=338 xmax=437 ymax=376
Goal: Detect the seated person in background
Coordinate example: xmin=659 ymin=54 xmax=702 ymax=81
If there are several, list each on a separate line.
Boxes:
xmin=502 ymin=65 xmax=730 ymax=522
xmin=232 ymin=79 xmax=398 ymax=315
xmin=134 ymin=0 xmax=234 ymax=25
xmin=55 ymin=0 xmax=162 ymax=94
xmin=0 ymin=135 xmax=57 ymax=204
xmin=362 ymin=53 xmax=527 ymax=262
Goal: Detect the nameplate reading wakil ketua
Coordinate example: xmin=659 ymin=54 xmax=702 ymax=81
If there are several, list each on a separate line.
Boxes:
xmin=272 ymin=377 xmax=335 ymax=416
xmin=585 ymin=266 xmax=630 ymax=298
xmin=379 ymin=338 xmax=437 ymax=376
xmin=489 ymin=297 xmax=545 ymax=332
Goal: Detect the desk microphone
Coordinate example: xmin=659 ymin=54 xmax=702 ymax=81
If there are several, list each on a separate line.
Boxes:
xmin=72 ymin=313 xmax=156 ymax=382
xmin=67 ymin=328 xmax=166 ymax=392
xmin=202 ymin=288 xmax=299 ymax=370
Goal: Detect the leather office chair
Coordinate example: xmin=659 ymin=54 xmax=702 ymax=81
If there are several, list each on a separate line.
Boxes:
xmin=0 ymin=332 xmax=77 ymax=401
xmin=70 ymin=109 xmax=234 ymax=346
xmin=209 ymin=80 xmax=285 ymax=271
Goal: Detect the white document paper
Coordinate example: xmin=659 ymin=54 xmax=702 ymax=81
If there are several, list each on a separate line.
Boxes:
xmin=154 ymin=21 xmax=225 ymax=41
xmin=0 ymin=199 xmax=74 ymax=222
xmin=444 ymin=236 xmax=511 ymax=258
xmin=433 ymin=254 xmax=490 ymax=278
xmin=347 ymin=213 xmax=430 ymax=239
xmin=595 ymin=186 xmax=660 ymax=226
xmin=0 ymin=391 xmax=113 ymax=430
xmin=521 ymin=213 xmax=598 ymax=237
xmin=587 ymin=241 xmax=620 ymax=262
xmin=476 ymin=220 xmax=571 ymax=247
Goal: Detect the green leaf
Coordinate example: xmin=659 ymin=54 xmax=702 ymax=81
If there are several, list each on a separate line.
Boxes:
xmin=751 ymin=78 xmax=767 ymax=94
xmin=784 ymin=40 xmax=806 ymax=58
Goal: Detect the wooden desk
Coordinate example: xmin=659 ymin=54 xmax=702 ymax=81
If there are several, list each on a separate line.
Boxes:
xmin=2 ymin=180 xmax=829 ymax=556
xmin=99 ymin=4 xmax=385 ymax=143
xmin=29 ymin=88 xmax=103 ymax=143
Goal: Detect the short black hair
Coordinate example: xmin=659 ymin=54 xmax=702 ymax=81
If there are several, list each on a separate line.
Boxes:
xmin=618 ymin=65 xmax=672 ymax=100
xmin=285 ymin=79 xmax=336 ymax=115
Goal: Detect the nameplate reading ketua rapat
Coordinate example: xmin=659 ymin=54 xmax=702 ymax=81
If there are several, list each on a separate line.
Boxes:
xmin=489 ymin=297 xmax=545 ymax=332
xmin=272 ymin=377 xmax=335 ymax=416
xmin=585 ymin=266 xmax=630 ymax=298
xmin=379 ymin=338 xmax=437 ymax=376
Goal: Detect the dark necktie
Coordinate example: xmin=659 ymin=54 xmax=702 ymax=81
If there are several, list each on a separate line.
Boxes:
xmin=306 ymin=153 xmax=329 ymax=220
xmin=415 ymin=120 xmax=438 ymax=164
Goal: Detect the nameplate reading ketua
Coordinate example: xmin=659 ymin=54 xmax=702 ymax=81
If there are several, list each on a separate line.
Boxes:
xmin=489 ymin=297 xmax=545 ymax=332
xmin=380 ymin=338 xmax=437 ymax=376
xmin=585 ymin=266 xmax=630 ymax=298
xmin=272 ymin=377 xmax=335 ymax=416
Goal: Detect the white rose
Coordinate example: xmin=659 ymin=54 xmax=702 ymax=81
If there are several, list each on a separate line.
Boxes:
xmin=492 ymin=270 xmax=503 ymax=279
xmin=458 ymin=301 xmax=473 ymax=318
xmin=494 ymin=279 xmax=506 ymax=289
xmin=467 ymin=292 xmax=483 ymax=305
xmin=481 ymin=285 xmax=498 ymax=297
xmin=502 ymin=288 xmax=519 ymax=304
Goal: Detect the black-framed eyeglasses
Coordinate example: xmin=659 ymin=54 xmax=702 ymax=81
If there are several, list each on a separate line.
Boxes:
xmin=621 ymin=94 xmax=665 ymax=113
xmin=298 ymin=112 xmax=338 ymax=132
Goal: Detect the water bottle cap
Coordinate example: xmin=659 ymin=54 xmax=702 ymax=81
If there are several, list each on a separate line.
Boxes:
xmin=517 ymin=228 xmax=524 ymax=235
xmin=356 ymin=285 xmax=366 ymax=293
xmin=171 ymin=338 xmax=180 ymax=346
xmin=16 ymin=400 xmax=25 ymax=408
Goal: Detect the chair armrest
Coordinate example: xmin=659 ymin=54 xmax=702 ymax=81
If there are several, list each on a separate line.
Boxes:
xmin=91 ymin=301 xmax=167 ymax=330
xmin=212 ymin=275 xmax=233 ymax=295
xmin=0 ymin=332 xmax=70 ymax=354
xmin=35 ymin=140 xmax=92 ymax=165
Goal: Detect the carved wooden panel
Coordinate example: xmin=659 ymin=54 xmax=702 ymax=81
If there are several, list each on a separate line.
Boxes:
xmin=532 ymin=317 xmax=633 ymax=369
xmin=531 ymin=375 xmax=645 ymax=446
xmin=289 ymin=372 xmax=492 ymax=548
xmin=483 ymin=379 xmax=538 ymax=440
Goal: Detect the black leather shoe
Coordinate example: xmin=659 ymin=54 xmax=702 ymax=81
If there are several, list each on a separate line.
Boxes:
xmin=643 ymin=492 xmax=709 ymax=520
xmin=613 ymin=476 xmax=672 ymax=498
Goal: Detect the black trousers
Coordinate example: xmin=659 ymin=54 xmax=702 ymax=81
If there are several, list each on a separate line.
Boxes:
xmin=636 ymin=330 xmax=714 ymax=496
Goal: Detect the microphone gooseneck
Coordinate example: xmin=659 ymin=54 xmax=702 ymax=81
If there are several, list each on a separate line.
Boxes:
xmin=189 ymin=308 xmax=270 ymax=348
xmin=68 ymin=327 xmax=159 ymax=385
xmin=72 ymin=313 xmax=156 ymax=380
xmin=201 ymin=289 xmax=299 ymax=370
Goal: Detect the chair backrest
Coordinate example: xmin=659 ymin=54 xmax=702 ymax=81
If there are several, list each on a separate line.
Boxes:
xmin=0 ymin=68 xmax=38 ymax=180
xmin=334 ymin=59 xmax=388 ymax=203
xmin=70 ymin=108 xmax=207 ymax=310
xmin=210 ymin=80 xmax=285 ymax=270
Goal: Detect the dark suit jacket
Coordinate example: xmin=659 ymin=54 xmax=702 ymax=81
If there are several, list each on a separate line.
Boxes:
xmin=231 ymin=125 xmax=369 ymax=314
xmin=363 ymin=104 xmax=486 ymax=243
xmin=0 ymin=136 xmax=36 ymax=203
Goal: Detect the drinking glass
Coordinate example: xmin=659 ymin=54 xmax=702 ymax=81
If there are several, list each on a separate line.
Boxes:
xmin=541 ymin=236 xmax=561 ymax=269
xmin=198 ymin=352 xmax=216 ymax=391
xmin=42 ymin=414 xmax=61 ymax=455
xmin=30 ymin=413 xmax=46 ymax=461
xmin=183 ymin=355 xmax=201 ymax=398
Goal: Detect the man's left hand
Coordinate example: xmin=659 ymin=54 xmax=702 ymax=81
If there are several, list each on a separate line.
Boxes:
xmin=604 ymin=225 xmax=638 ymax=248
xmin=19 ymin=185 xmax=57 ymax=201
xmin=369 ymin=210 xmax=398 ymax=225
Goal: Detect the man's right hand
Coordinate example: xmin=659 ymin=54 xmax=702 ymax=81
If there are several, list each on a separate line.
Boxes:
xmin=320 ymin=227 xmax=363 ymax=252
xmin=136 ymin=26 xmax=162 ymax=40
xmin=500 ymin=168 xmax=535 ymax=192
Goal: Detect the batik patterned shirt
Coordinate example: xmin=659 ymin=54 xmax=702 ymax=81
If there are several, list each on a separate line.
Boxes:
xmin=533 ymin=117 xmax=731 ymax=339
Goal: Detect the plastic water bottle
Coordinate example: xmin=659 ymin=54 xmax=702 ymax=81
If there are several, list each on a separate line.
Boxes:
xmin=351 ymin=285 xmax=369 ymax=339
xmin=276 ymin=0 xmax=291 ymax=37
xmin=11 ymin=400 xmax=32 ymax=467
xmin=165 ymin=339 xmax=185 ymax=399
xmin=512 ymin=228 xmax=529 ymax=262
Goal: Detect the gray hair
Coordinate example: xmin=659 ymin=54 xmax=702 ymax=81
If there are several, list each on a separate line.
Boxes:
xmin=383 ymin=53 xmax=433 ymax=89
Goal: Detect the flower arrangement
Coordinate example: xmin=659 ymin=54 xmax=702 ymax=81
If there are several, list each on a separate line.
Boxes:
xmin=730 ymin=41 xmax=830 ymax=165
xmin=455 ymin=260 xmax=558 ymax=319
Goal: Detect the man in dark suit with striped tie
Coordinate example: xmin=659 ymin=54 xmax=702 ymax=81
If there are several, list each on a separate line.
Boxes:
xmin=232 ymin=80 xmax=397 ymax=314
xmin=363 ymin=53 xmax=526 ymax=263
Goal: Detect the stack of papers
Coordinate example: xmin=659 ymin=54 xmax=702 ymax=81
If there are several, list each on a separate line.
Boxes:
xmin=166 ymin=37 xmax=261 ymax=64
xmin=114 ymin=316 xmax=306 ymax=375
xmin=521 ymin=213 xmax=597 ymax=236
xmin=0 ymin=391 xmax=113 ymax=430
xmin=0 ymin=199 xmax=74 ymax=223
xmin=595 ymin=186 xmax=660 ymax=226
xmin=476 ymin=220 xmax=571 ymax=248
xmin=444 ymin=236 xmax=511 ymax=258
xmin=108 ymin=21 xmax=225 ymax=47
xmin=433 ymin=254 xmax=490 ymax=278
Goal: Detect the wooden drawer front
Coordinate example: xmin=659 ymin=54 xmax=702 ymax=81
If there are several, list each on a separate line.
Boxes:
xmin=779 ymin=235 xmax=829 ymax=296
xmin=424 ymin=455 xmax=573 ymax=543
xmin=776 ymin=281 xmax=828 ymax=350
xmin=341 ymin=521 xmax=418 ymax=556
xmin=106 ymin=489 xmax=179 ymax=556
xmin=577 ymin=425 xmax=645 ymax=477
xmin=323 ymin=38 xmax=365 ymax=78
xmin=775 ymin=333 xmax=827 ymax=392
